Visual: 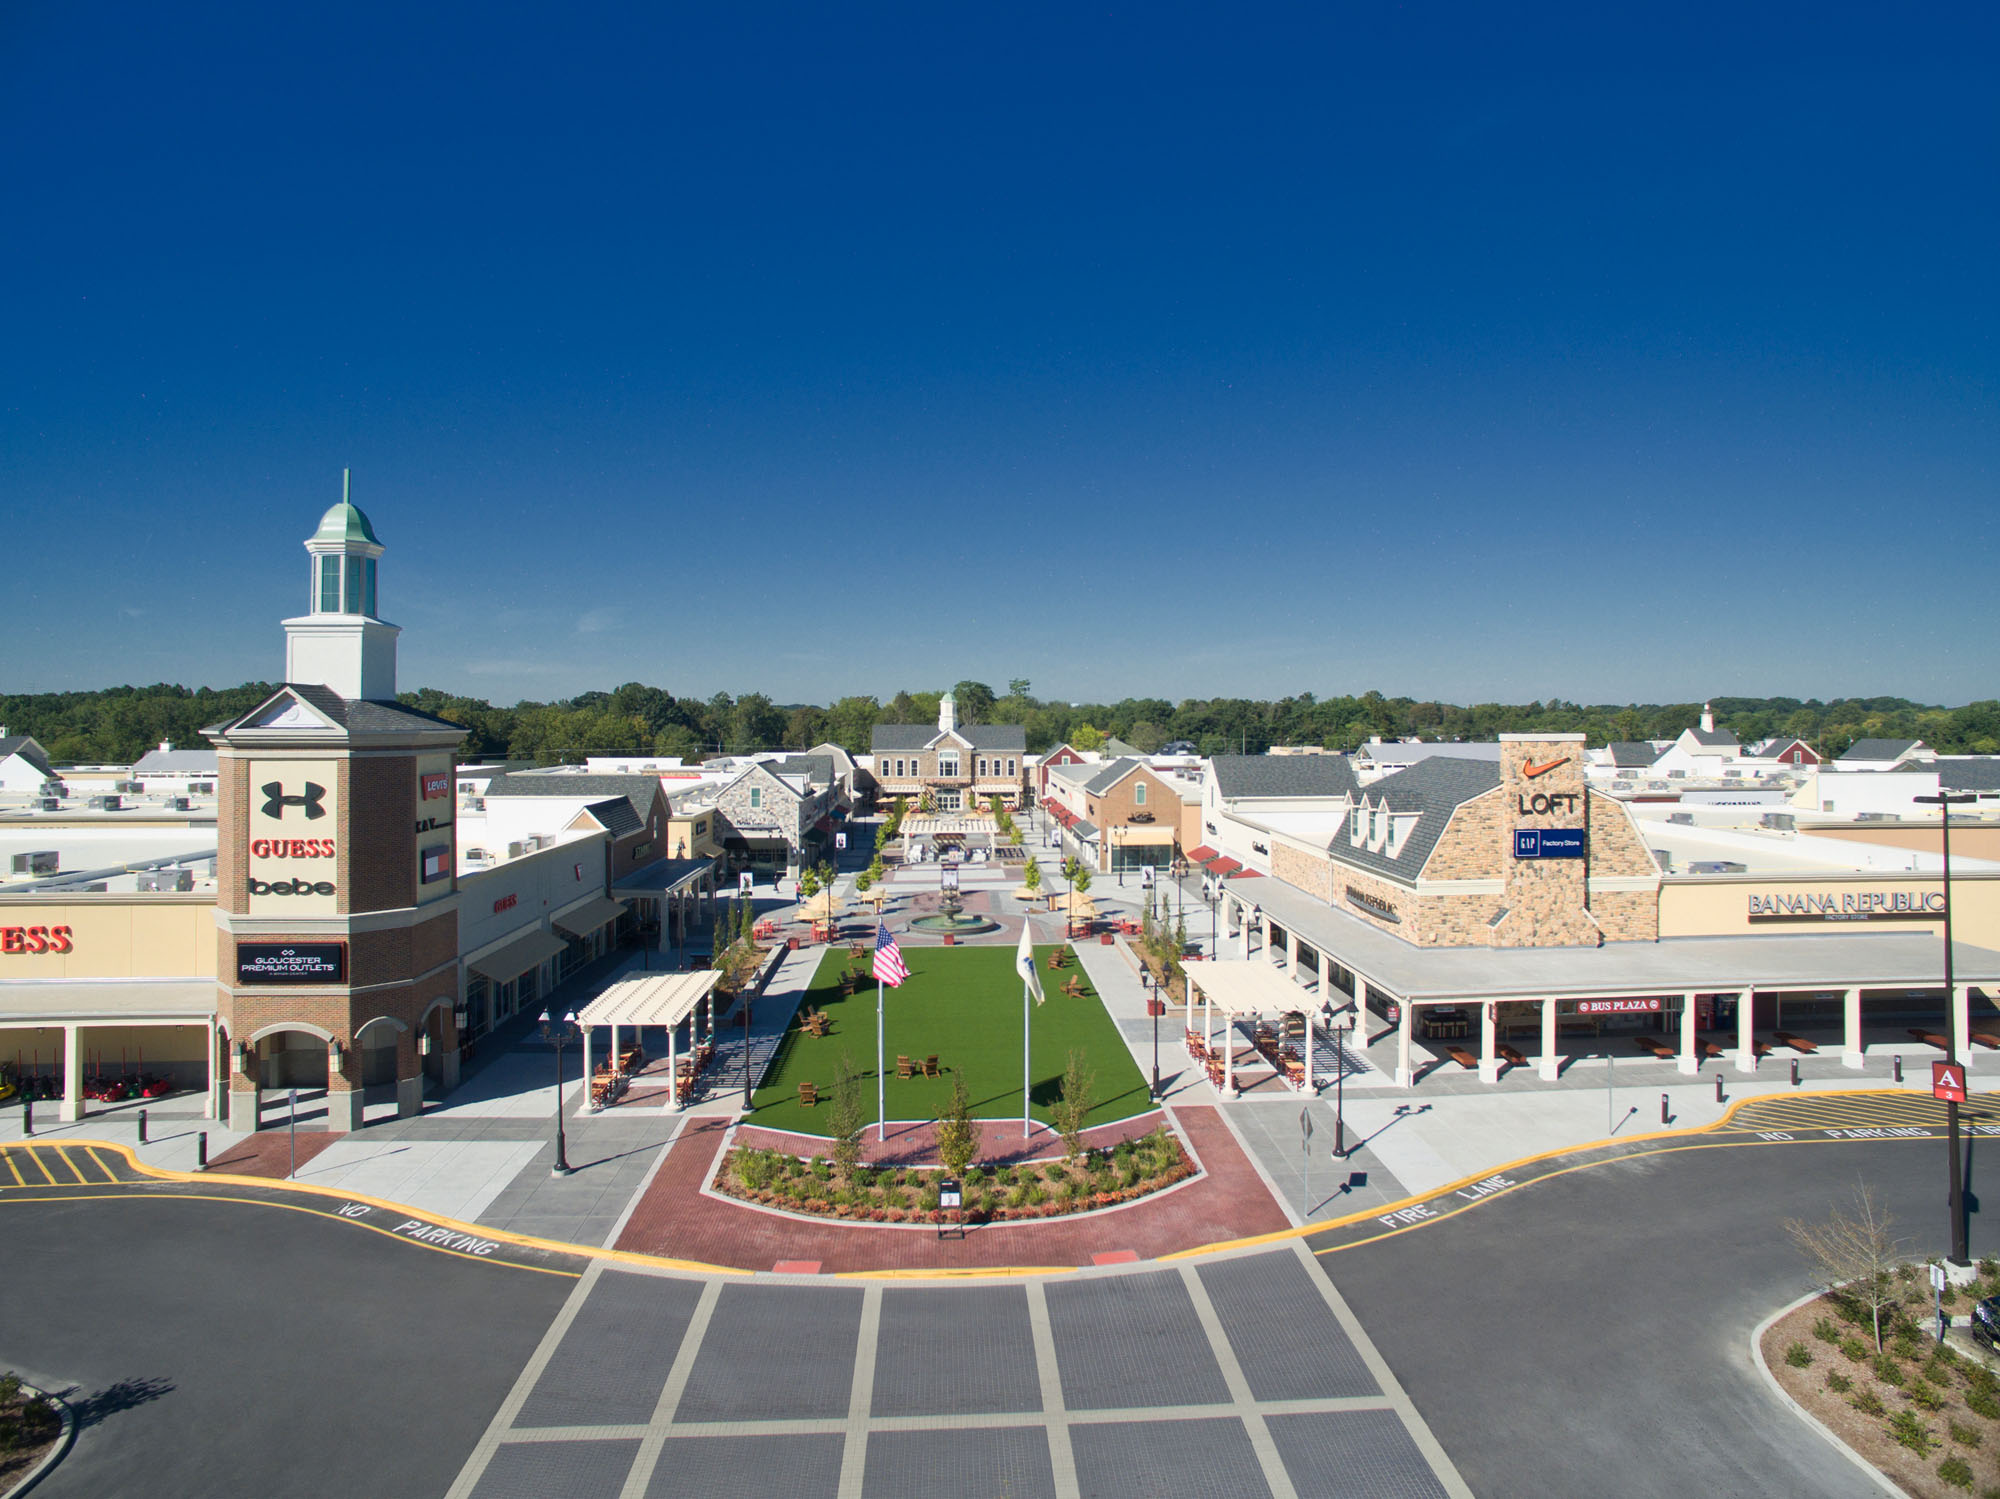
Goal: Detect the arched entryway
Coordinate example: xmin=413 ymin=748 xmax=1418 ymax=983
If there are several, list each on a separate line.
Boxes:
xmin=248 ymin=1023 xmax=334 ymax=1130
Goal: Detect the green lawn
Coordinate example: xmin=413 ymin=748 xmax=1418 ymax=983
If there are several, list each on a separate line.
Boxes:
xmin=749 ymin=944 xmax=1150 ymax=1137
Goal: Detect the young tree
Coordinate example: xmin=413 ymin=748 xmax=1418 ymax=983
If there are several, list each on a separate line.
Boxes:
xmin=827 ymin=1051 xmax=866 ymax=1182
xmin=1023 ymin=857 xmax=1042 ymax=893
xmin=1072 ymin=861 xmax=1093 ymax=897
xmin=1052 ymin=1048 xmax=1096 ymax=1163
xmin=798 ymin=865 xmax=821 ymax=899
xmin=936 ymin=1071 xmax=977 ymax=1183
xmin=1784 ymin=1182 xmax=1908 ymax=1352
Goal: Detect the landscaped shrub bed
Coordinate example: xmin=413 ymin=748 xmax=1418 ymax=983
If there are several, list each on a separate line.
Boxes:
xmin=1765 ymin=1259 xmax=2000 ymax=1497
xmin=0 ymin=1371 xmax=61 ymax=1486
xmin=712 ymin=1125 xmax=1193 ymax=1223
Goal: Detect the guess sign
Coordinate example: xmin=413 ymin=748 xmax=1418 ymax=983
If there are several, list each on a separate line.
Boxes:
xmin=249 ymin=838 xmax=336 ymax=859
xmin=493 ymin=893 xmax=518 ymax=914
xmin=1 ymin=925 xmax=73 ymax=955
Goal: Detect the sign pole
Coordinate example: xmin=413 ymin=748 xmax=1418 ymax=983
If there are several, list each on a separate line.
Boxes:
xmin=877 ymin=966 xmax=886 ymax=1143
xmin=1920 ymin=789 xmax=1974 ymax=1266
xmin=288 ymin=1086 xmax=298 ymax=1179
xmin=1300 ymin=1106 xmax=1313 ymax=1218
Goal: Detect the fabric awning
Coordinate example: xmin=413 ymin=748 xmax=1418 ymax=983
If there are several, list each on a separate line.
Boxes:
xmin=467 ymin=928 xmax=568 ymax=981
xmin=1186 ymin=845 xmax=1221 ymax=864
xmin=1114 ymin=825 xmax=1177 ymax=845
xmin=551 ymin=895 xmax=630 ymax=937
xmin=1208 ymin=856 xmax=1243 ymax=877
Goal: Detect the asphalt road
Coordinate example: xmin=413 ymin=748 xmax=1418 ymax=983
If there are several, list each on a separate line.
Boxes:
xmin=0 ymin=1192 xmax=576 ymax=1499
xmin=1312 ymin=1133 xmax=1983 ymax=1499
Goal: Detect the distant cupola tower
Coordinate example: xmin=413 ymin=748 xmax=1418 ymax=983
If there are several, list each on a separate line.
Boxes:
xmin=1699 ymin=702 xmax=1715 ymax=734
xmin=938 ymin=690 xmax=958 ymax=734
xmin=282 ymin=469 xmax=401 ymax=700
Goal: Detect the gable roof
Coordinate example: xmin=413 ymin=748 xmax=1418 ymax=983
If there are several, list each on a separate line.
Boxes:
xmin=1209 ymin=754 xmax=1359 ymax=801
xmin=575 ymin=796 xmax=643 ymax=839
xmin=1083 ymin=757 xmax=1144 ymax=796
xmin=1333 ymin=758 xmax=1503 ymax=882
xmin=869 ymin=722 xmax=1026 ymax=753
xmin=484 ymin=771 xmax=666 ymax=826
xmin=771 ymin=755 xmax=835 ymax=787
xmin=131 ymin=748 xmax=220 ymax=775
xmin=210 ymin=684 xmax=469 ymax=739
xmin=1840 ymin=738 xmax=1925 ymax=763
xmin=1607 ymin=742 xmax=1658 ymax=768
xmin=1683 ymin=726 xmax=1739 ymax=748
xmin=0 ymin=737 xmax=57 ymax=780
xmin=1102 ymin=737 xmax=1140 ymax=758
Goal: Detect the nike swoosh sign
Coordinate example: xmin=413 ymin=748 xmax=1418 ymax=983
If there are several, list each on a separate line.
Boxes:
xmin=1523 ymin=757 xmax=1568 ymax=779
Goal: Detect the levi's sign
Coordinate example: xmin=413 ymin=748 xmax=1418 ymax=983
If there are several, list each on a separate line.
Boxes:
xmin=1575 ymin=998 xmax=1662 ymax=1015
xmin=1514 ymin=828 xmax=1585 ymax=859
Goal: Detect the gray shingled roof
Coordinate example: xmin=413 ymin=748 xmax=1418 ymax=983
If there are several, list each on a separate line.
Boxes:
xmin=869 ymin=723 xmax=1027 ymax=753
xmin=1686 ymin=727 xmax=1739 ymax=747
xmin=1083 ymin=757 xmax=1142 ymax=796
xmin=131 ymin=748 xmax=219 ymax=774
xmin=0 ymin=737 xmax=57 ymax=780
xmin=1607 ymin=742 xmax=1658 ymax=768
xmin=580 ymin=796 xmax=643 ymax=838
xmin=1209 ymin=755 xmax=1359 ymax=800
xmin=483 ymin=772 xmax=665 ymax=825
xmin=772 ymin=755 xmax=835 ymax=786
xmin=1841 ymin=738 xmax=1924 ymax=762
xmin=1332 ymin=758 xmax=1501 ymax=882
xmin=215 ymin=684 xmax=469 ymax=738
xmin=1940 ymin=759 xmax=2000 ymax=793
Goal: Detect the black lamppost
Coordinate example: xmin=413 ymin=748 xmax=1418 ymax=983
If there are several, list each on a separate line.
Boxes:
xmin=742 ymin=978 xmax=754 ymax=1114
xmin=1917 ymin=788 xmax=1977 ymax=1266
xmin=1330 ymin=1008 xmax=1354 ymax=1158
xmin=1143 ymin=967 xmax=1160 ymax=1099
xmin=539 ymin=1008 xmax=577 ymax=1176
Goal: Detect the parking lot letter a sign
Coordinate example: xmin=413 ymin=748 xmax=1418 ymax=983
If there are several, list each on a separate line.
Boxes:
xmin=1934 ymin=1061 xmax=1968 ymax=1103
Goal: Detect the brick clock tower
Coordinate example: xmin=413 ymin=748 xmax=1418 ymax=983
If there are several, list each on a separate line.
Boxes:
xmin=208 ymin=478 xmax=467 ymax=1133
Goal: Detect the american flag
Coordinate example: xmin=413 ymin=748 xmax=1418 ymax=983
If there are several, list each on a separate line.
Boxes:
xmin=872 ymin=924 xmax=909 ymax=987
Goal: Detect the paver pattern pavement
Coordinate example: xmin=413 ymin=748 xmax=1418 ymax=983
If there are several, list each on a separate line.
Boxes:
xmin=615 ymin=1105 xmax=1292 ymax=1272
xmin=447 ymin=1244 xmax=1463 ymax=1499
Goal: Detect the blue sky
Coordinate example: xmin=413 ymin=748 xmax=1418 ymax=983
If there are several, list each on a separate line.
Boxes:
xmin=4 ymin=4 xmax=1994 ymax=707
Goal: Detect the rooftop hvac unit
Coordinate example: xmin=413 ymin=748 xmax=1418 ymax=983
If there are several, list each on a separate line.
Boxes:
xmin=1688 ymin=860 xmax=1747 ymax=874
xmin=464 ymin=847 xmax=489 ymax=863
xmin=89 ymin=795 xmax=122 ymax=811
xmin=79 ymin=883 xmax=108 ymax=893
xmin=137 ymin=869 xmax=194 ymax=892
xmin=167 ymin=797 xmax=190 ymax=811
xmin=1651 ymin=848 xmax=1673 ymax=871
xmin=1667 ymin=812 xmax=1694 ymax=825
xmin=117 ymin=780 xmax=140 ymax=793
xmin=192 ymin=782 xmax=214 ymax=795
xmin=10 ymin=851 xmax=59 ymax=875
xmin=39 ymin=798 xmax=60 ymax=812
xmin=1759 ymin=813 xmax=1796 ymax=831
xmin=1856 ymin=811 xmax=1895 ymax=822
xmin=466 ymin=797 xmax=485 ymax=811
xmin=506 ymin=841 xmax=528 ymax=859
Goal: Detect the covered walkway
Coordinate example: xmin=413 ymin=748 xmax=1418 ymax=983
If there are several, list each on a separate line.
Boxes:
xmin=574 ymin=970 xmax=726 ymax=1110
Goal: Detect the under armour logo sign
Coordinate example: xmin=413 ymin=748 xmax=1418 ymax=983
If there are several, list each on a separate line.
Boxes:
xmin=261 ymin=781 xmax=327 ymax=820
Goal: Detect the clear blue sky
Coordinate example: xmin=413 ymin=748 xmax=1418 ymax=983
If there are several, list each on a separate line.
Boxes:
xmin=4 ymin=3 xmax=1994 ymax=707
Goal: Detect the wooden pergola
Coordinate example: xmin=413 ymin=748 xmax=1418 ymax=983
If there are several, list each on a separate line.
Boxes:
xmin=574 ymin=970 xmax=727 ymax=1110
xmin=1184 ymin=962 xmax=1316 ymax=1095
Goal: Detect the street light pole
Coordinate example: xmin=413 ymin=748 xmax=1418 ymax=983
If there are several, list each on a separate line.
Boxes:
xmin=540 ymin=1008 xmax=574 ymax=1176
xmin=1918 ymin=788 xmax=1976 ymax=1266
xmin=1144 ymin=968 xmax=1160 ymax=1099
xmin=1333 ymin=1011 xmax=1349 ymax=1159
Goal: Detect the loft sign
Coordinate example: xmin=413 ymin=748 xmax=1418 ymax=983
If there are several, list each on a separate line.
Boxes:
xmin=1748 ymin=891 xmax=1946 ymax=923
xmin=1516 ymin=792 xmax=1580 ymax=816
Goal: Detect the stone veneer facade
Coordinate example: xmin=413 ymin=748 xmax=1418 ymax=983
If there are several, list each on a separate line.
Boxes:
xmin=1269 ymin=735 xmax=1660 ymax=949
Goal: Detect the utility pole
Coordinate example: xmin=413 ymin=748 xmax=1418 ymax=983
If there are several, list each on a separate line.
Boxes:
xmin=1917 ymin=788 xmax=1976 ymax=1266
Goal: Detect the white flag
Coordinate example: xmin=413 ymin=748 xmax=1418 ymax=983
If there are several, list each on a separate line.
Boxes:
xmin=1017 ymin=920 xmax=1045 ymax=1006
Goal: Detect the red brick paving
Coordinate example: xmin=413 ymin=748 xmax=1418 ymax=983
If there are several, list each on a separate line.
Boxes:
xmin=733 ymin=1112 xmax=1166 ymax=1168
xmin=206 ymin=1130 xmax=342 ymax=1178
xmin=614 ymin=1104 xmax=1289 ymax=1272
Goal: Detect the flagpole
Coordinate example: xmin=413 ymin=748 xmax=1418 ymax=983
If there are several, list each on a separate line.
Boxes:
xmin=1023 ymin=970 xmax=1031 ymax=1140
xmin=877 ymin=945 xmax=887 ymax=1143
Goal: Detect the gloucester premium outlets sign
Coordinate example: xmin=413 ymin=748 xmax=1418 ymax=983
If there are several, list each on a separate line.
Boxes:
xmin=246 ymin=757 xmax=341 ymax=914
xmin=236 ymin=942 xmax=346 ymax=983
xmin=1748 ymin=891 xmax=1946 ymax=923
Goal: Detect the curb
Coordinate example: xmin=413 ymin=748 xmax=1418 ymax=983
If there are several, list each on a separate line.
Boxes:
xmin=1748 ymin=1290 xmax=1905 ymax=1499
xmin=0 ymin=1379 xmax=74 ymax=1499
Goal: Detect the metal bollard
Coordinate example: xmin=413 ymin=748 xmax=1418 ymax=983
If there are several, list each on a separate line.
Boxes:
xmin=21 ymin=1099 xmax=31 ymax=1137
xmin=138 ymin=1108 xmax=148 ymax=1145
xmin=197 ymin=1131 xmax=208 ymax=1169
xmin=1895 ymin=1054 xmax=1904 ymax=1084
xmin=1714 ymin=1074 xmax=1724 ymax=1104
xmin=1790 ymin=1058 xmax=1800 ymax=1087
xmin=1661 ymin=1092 xmax=1669 ymax=1124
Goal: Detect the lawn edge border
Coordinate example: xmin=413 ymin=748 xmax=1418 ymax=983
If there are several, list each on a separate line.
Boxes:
xmin=0 ymin=1377 xmax=74 ymax=1499
xmin=1749 ymin=1289 xmax=1908 ymax=1499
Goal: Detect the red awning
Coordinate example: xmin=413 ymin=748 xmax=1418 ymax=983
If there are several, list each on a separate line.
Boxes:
xmin=1208 ymin=857 xmax=1243 ymax=877
xmin=1231 ymin=868 xmax=1262 ymax=878
xmin=1186 ymin=845 xmax=1220 ymax=864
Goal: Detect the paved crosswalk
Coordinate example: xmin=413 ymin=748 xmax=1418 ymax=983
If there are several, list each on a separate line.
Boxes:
xmin=0 ymin=1141 xmax=148 ymax=1187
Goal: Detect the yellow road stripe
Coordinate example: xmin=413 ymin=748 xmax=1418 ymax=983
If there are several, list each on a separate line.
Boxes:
xmin=1311 ymin=1132 xmax=1932 ymax=1259
xmin=3 ymin=1153 xmax=23 ymax=1186
xmin=52 ymin=1147 xmax=89 ymax=1185
xmin=87 ymin=1148 xmax=118 ymax=1182
xmin=23 ymin=1149 xmax=57 ymax=1186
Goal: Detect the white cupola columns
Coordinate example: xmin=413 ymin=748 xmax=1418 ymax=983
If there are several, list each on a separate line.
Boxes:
xmin=281 ymin=470 xmax=402 ymax=701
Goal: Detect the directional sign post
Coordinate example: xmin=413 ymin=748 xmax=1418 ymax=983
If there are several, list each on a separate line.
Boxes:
xmin=1935 ymin=1061 xmax=1969 ymax=1104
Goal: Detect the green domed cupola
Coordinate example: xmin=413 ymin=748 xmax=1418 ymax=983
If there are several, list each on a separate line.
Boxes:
xmin=305 ymin=469 xmax=385 ymax=618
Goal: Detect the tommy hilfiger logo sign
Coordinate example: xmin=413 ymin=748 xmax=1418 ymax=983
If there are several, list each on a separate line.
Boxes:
xmin=262 ymin=781 xmax=327 ymax=820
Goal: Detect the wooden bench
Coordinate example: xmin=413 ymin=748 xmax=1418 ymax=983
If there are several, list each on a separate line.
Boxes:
xmin=1771 ymin=1031 xmax=1819 ymax=1055
xmin=1631 ymin=1036 xmax=1674 ymax=1060
xmin=1974 ymin=1032 xmax=2000 ymax=1051
xmin=1497 ymin=1044 xmax=1527 ymax=1068
xmin=1702 ymin=1040 xmax=1727 ymax=1059
xmin=799 ymin=1082 xmax=819 ymax=1107
xmin=1446 ymin=1046 xmax=1478 ymax=1069
xmin=1908 ymin=1028 xmax=1951 ymax=1051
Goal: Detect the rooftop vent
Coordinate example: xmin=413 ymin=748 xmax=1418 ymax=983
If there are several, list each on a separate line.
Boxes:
xmin=1667 ymin=812 xmax=1695 ymax=825
xmin=1688 ymin=860 xmax=1748 ymax=874
xmin=10 ymin=851 xmax=58 ymax=875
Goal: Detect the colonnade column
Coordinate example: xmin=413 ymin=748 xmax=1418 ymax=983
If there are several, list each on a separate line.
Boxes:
xmin=1954 ymin=985 xmax=1972 ymax=1070
xmin=1395 ymin=1000 xmax=1414 ymax=1089
xmin=204 ymin=1020 xmax=219 ymax=1120
xmin=582 ymin=1026 xmax=594 ymax=1104
xmin=58 ymin=1023 xmax=82 ymax=1123
xmin=1678 ymin=992 xmax=1698 ymax=1076
xmin=1736 ymin=986 xmax=1757 ymax=1074
xmin=1238 ymin=900 xmax=1250 ymax=961
xmin=1288 ymin=931 xmax=1300 ymax=980
xmin=228 ymin=1039 xmax=259 ymax=1133
xmin=1844 ymin=988 xmax=1865 ymax=1070
xmin=666 ymin=1021 xmax=679 ymax=1111
xmin=1540 ymin=998 xmax=1559 ymax=1082
xmin=1478 ymin=1002 xmax=1499 ymax=1084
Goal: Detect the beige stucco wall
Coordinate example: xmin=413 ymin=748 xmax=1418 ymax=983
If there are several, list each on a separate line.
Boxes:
xmin=0 ymin=895 xmax=217 ymax=980
xmin=1803 ymin=825 xmax=2000 ymax=862
xmin=1658 ymin=874 xmax=2000 ymax=943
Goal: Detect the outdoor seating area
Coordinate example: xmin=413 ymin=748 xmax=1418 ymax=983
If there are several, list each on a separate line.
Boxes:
xmin=574 ymin=969 xmax=728 ymax=1112
xmin=1184 ymin=962 xmax=1323 ymax=1096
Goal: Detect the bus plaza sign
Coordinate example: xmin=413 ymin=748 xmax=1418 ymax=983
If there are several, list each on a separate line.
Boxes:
xmin=1575 ymin=998 xmax=1662 ymax=1016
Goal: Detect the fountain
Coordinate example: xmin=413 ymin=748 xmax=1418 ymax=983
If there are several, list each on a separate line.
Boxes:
xmin=906 ymin=883 xmax=1000 ymax=937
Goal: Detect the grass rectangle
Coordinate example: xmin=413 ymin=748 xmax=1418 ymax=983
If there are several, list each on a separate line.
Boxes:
xmin=749 ymin=944 xmax=1149 ymax=1137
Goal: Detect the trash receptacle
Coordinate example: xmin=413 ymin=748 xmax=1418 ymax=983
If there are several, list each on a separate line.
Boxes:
xmin=788 ymin=936 xmax=800 ymax=951
xmin=1100 ymin=932 xmax=1114 ymax=946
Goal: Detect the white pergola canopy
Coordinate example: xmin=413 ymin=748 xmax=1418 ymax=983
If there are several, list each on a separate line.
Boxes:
xmin=1186 ymin=961 xmax=1309 ymax=1017
xmin=575 ymin=970 xmax=725 ymax=1032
